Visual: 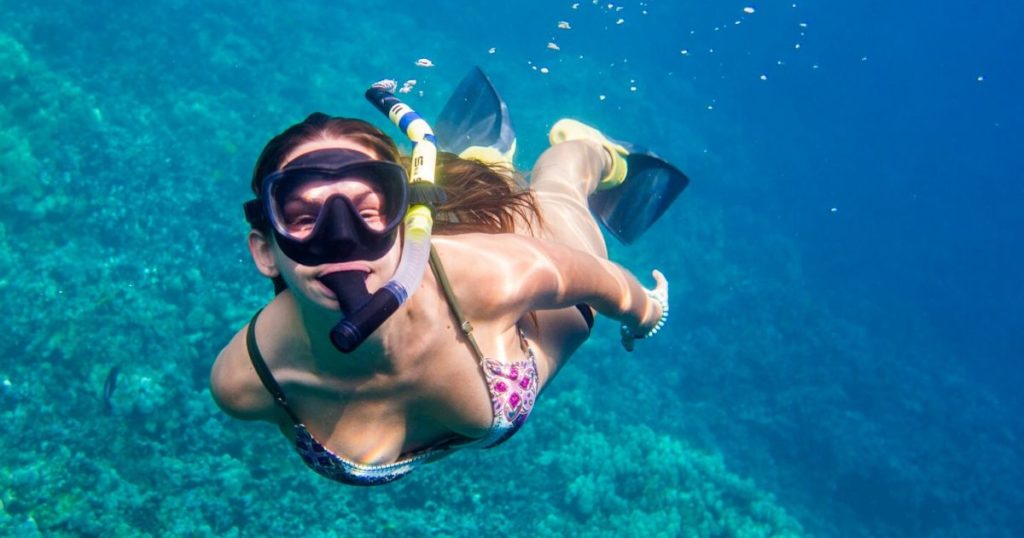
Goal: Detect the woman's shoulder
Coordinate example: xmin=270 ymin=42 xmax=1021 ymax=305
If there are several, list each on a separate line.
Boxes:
xmin=431 ymin=233 xmax=539 ymax=281
xmin=432 ymin=232 xmax=544 ymax=258
xmin=209 ymin=297 xmax=298 ymax=421
xmin=432 ymin=232 xmax=576 ymax=281
xmin=429 ymin=233 xmax=558 ymax=319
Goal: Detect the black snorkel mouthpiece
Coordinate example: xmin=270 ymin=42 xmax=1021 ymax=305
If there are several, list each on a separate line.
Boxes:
xmin=329 ymin=290 xmax=404 ymax=353
xmin=318 ymin=271 xmax=372 ymax=312
xmin=319 ymin=272 xmax=406 ymax=353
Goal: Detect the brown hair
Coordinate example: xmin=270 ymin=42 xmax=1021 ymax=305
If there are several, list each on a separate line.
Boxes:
xmin=432 ymin=153 xmax=539 ymax=235
xmin=250 ymin=113 xmax=543 ymax=291
xmin=250 ymin=113 xmax=401 ymax=198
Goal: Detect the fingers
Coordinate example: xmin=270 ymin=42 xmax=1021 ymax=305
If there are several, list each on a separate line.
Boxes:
xmin=621 ymin=269 xmax=669 ymax=353
xmin=620 ymin=325 xmax=636 ymax=352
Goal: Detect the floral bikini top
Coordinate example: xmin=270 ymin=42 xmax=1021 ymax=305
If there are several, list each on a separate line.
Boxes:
xmin=245 ymin=248 xmax=538 ymax=486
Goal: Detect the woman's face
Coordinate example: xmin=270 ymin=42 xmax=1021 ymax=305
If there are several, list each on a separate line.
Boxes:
xmin=270 ymin=138 xmax=402 ymax=311
xmin=277 ymin=177 xmax=388 ymax=238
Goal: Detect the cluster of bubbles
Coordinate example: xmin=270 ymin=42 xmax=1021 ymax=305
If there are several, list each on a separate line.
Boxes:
xmin=517 ymin=1 xmax=820 ymax=111
xmin=398 ymin=2 xmax=919 ymax=117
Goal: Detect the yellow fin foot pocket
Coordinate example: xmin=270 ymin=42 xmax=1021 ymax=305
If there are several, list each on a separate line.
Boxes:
xmin=458 ymin=139 xmax=517 ymax=168
xmin=548 ymin=118 xmax=628 ymax=189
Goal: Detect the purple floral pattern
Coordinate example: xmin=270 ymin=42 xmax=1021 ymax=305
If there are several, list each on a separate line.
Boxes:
xmin=482 ymin=356 xmax=538 ymax=426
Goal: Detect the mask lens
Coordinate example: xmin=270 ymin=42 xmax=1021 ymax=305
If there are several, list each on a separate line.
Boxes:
xmin=267 ymin=164 xmax=406 ymax=242
xmin=272 ymin=177 xmax=373 ymax=238
xmin=277 ymin=185 xmax=324 ymax=239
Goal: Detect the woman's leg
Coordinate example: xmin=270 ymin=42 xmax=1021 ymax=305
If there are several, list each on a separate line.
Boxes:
xmin=528 ymin=139 xmax=612 ymax=259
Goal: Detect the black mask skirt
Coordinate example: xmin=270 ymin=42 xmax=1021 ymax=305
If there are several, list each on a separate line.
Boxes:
xmin=259 ymin=148 xmax=409 ymax=266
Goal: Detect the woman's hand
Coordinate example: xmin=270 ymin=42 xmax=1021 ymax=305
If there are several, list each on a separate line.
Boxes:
xmin=620 ymin=269 xmax=669 ymax=352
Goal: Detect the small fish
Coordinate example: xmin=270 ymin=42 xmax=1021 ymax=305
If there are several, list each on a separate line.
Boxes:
xmin=103 ymin=365 xmax=121 ymax=414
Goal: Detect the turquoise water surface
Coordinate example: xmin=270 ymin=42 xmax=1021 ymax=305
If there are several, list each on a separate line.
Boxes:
xmin=1 ymin=1 xmax=1021 ymax=536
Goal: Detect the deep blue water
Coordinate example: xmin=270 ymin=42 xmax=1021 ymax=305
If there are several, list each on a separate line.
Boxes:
xmin=730 ymin=0 xmax=1024 ymax=399
xmin=1 ymin=1 xmax=1021 ymax=536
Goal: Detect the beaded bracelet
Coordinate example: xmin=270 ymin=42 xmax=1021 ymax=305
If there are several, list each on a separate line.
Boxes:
xmin=621 ymin=286 xmax=669 ymax=340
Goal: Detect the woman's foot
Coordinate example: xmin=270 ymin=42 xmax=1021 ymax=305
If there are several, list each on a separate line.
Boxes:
xmin=548 ymin=119 xmax=628 ymax=189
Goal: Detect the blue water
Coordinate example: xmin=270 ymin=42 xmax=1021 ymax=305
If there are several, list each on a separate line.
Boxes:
xmin=1 ymin=1 xmax=1021 ymax=536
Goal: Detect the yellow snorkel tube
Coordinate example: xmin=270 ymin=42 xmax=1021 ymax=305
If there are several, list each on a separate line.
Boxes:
xmin=369 ymin=80 xmax=438 ymax=246
xmin=328 ymin=80 xmax=444 ymax=352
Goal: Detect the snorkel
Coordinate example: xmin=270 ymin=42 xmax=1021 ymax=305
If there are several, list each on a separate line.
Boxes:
xmin=319 ymin=80 xmax=443 ymax=352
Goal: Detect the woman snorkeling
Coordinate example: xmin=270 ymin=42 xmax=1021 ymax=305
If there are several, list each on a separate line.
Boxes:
xmin=211 ymin=73 xmax=681 ymax=485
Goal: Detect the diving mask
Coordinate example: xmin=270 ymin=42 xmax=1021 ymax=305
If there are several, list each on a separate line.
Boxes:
xmin=246 ymin=148 xmax=410 ymax=266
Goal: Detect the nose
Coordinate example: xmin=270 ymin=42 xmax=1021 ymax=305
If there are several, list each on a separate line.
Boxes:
xmin=320 ymin=197 xmax=362 ymax=257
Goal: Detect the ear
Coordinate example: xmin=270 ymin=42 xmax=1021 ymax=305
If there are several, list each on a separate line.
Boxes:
xmin=248 ymin=230 xmax=279 ymax=278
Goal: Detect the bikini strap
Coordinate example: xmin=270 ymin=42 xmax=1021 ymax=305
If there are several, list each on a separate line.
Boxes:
xmin=429 ymin=246 xmax=487 ymax=362
xmin=245 ymin=309 xmax=303 ymax=425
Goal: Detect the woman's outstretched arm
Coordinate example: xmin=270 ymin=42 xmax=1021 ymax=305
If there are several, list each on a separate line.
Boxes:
xmin=443 ymin=233 xmax=668 ymax=339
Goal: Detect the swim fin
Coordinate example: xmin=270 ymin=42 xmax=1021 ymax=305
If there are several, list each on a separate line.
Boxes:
xmin=550 ymin=118 xmax=690 ymax=244
xmin=587 ymin=142 xmax=689 ymax=245
xmin=437 ymin=70 xmax=688 ymax=244
xmin=435 ymin=66 xmax=517 ymax=166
